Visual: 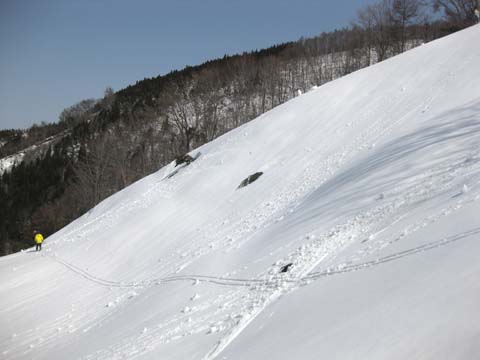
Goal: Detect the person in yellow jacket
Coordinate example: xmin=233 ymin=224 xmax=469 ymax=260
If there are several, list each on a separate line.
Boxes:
xmin=34 ymin=230 xmax=44 ymax=251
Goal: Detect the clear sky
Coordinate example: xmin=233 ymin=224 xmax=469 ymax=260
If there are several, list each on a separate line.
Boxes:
xmin=0 ymin=0 xmax=369 ymax=130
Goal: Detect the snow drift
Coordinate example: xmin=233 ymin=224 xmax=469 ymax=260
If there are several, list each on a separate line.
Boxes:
xmin=1 ymin=25 xmax=480 ymax=359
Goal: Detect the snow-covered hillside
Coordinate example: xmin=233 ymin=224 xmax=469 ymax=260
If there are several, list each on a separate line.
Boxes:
xmin=1 ymin=25 xmax=480 ymax=360
xmin=0 ymin=152 xmax=25 ymax=176
xmin=0 ymin=132 xmax=67 ymax=175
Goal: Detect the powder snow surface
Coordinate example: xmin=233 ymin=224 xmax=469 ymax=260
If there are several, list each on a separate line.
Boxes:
xmin=1 ymin=26 xmax=480 ymax=360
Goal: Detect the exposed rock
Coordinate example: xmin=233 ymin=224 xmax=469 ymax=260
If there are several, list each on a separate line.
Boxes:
xmin=237 ymin=172 xmax=263 ymax=189
xmin=175 ymin=154 xmax=195 ymax=167
xmin=280 ymin=263 xmax=293 ymax=273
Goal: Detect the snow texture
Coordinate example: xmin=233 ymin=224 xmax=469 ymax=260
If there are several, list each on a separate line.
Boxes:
xmin=0 ymin=153 xmax=25 ymax=175
xmin=1 ymin=25 xmax=480 ymax=360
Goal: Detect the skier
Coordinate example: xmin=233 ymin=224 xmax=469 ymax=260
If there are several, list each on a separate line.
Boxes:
xmin=475 ymin=8 xmax=480 ymax=24
xmin=34 ymin=230 xmax=44 ymax=251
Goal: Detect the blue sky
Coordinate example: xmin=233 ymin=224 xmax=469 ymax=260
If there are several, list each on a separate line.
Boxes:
xmin=0 ymin=0 xmax=369 ymax=130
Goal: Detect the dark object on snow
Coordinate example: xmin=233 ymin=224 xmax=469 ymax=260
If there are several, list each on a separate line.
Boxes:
xmin=167 ymin=152 xmax=202 ymax=179
xmin=280 ymin=263 xmax=293 ymax=273
xmin=237 ymin=172 xmax=263 ymax=189
xmin=175 ymin=154 xmax=195 ymax=167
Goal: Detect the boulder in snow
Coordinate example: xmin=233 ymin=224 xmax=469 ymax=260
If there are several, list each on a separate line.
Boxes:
xmin=237 ymin=172 xmax=263 ymax=189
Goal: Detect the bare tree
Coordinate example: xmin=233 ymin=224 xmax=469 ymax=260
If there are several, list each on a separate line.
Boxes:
xmin=73 ymin=138 xmax=114 ymax=209
xmin=163 ymin=82 xmax=198 ymax=155
xmin=432 ymin=0 xmax=478 ymax=27
xmin=96 ymin=86 xmax=116 ymax=113
xmin=59 ymin=99 xmax=97 ymax=127
xmin=391 ymin=0 xmax=423 ymax=51
xmin=356 ymin=0 xmax=395 ymax=61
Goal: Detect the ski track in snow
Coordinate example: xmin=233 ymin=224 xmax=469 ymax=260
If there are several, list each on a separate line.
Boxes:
xmin=44 ymin=187 xmax=480 ymax=360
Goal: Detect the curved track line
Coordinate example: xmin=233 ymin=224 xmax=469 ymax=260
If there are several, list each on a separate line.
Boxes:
xmin=305 ymin=227 xmax=480 ymax=281
xmin=49 ymin=226 xmax=480 ymax=289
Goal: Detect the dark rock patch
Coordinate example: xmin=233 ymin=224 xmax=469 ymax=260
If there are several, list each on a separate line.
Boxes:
xmin=280 ymin=263 xmax=293 ymax=273
xmin=175 ymin=154 xmax=195 ymax=167
xmin=167 ymin=152 xmax=201 ymax=179
xmin=237 ymin=172 xmax=263 ymax=189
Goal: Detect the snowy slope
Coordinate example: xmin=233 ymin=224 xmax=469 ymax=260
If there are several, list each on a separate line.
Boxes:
xmin=0 ymin=132 xmax=65 ymax=175
xmin=0 ymin=153 xmax=25 ymax=175
xmin=1 ymin=25 xmax=480 ymax=360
